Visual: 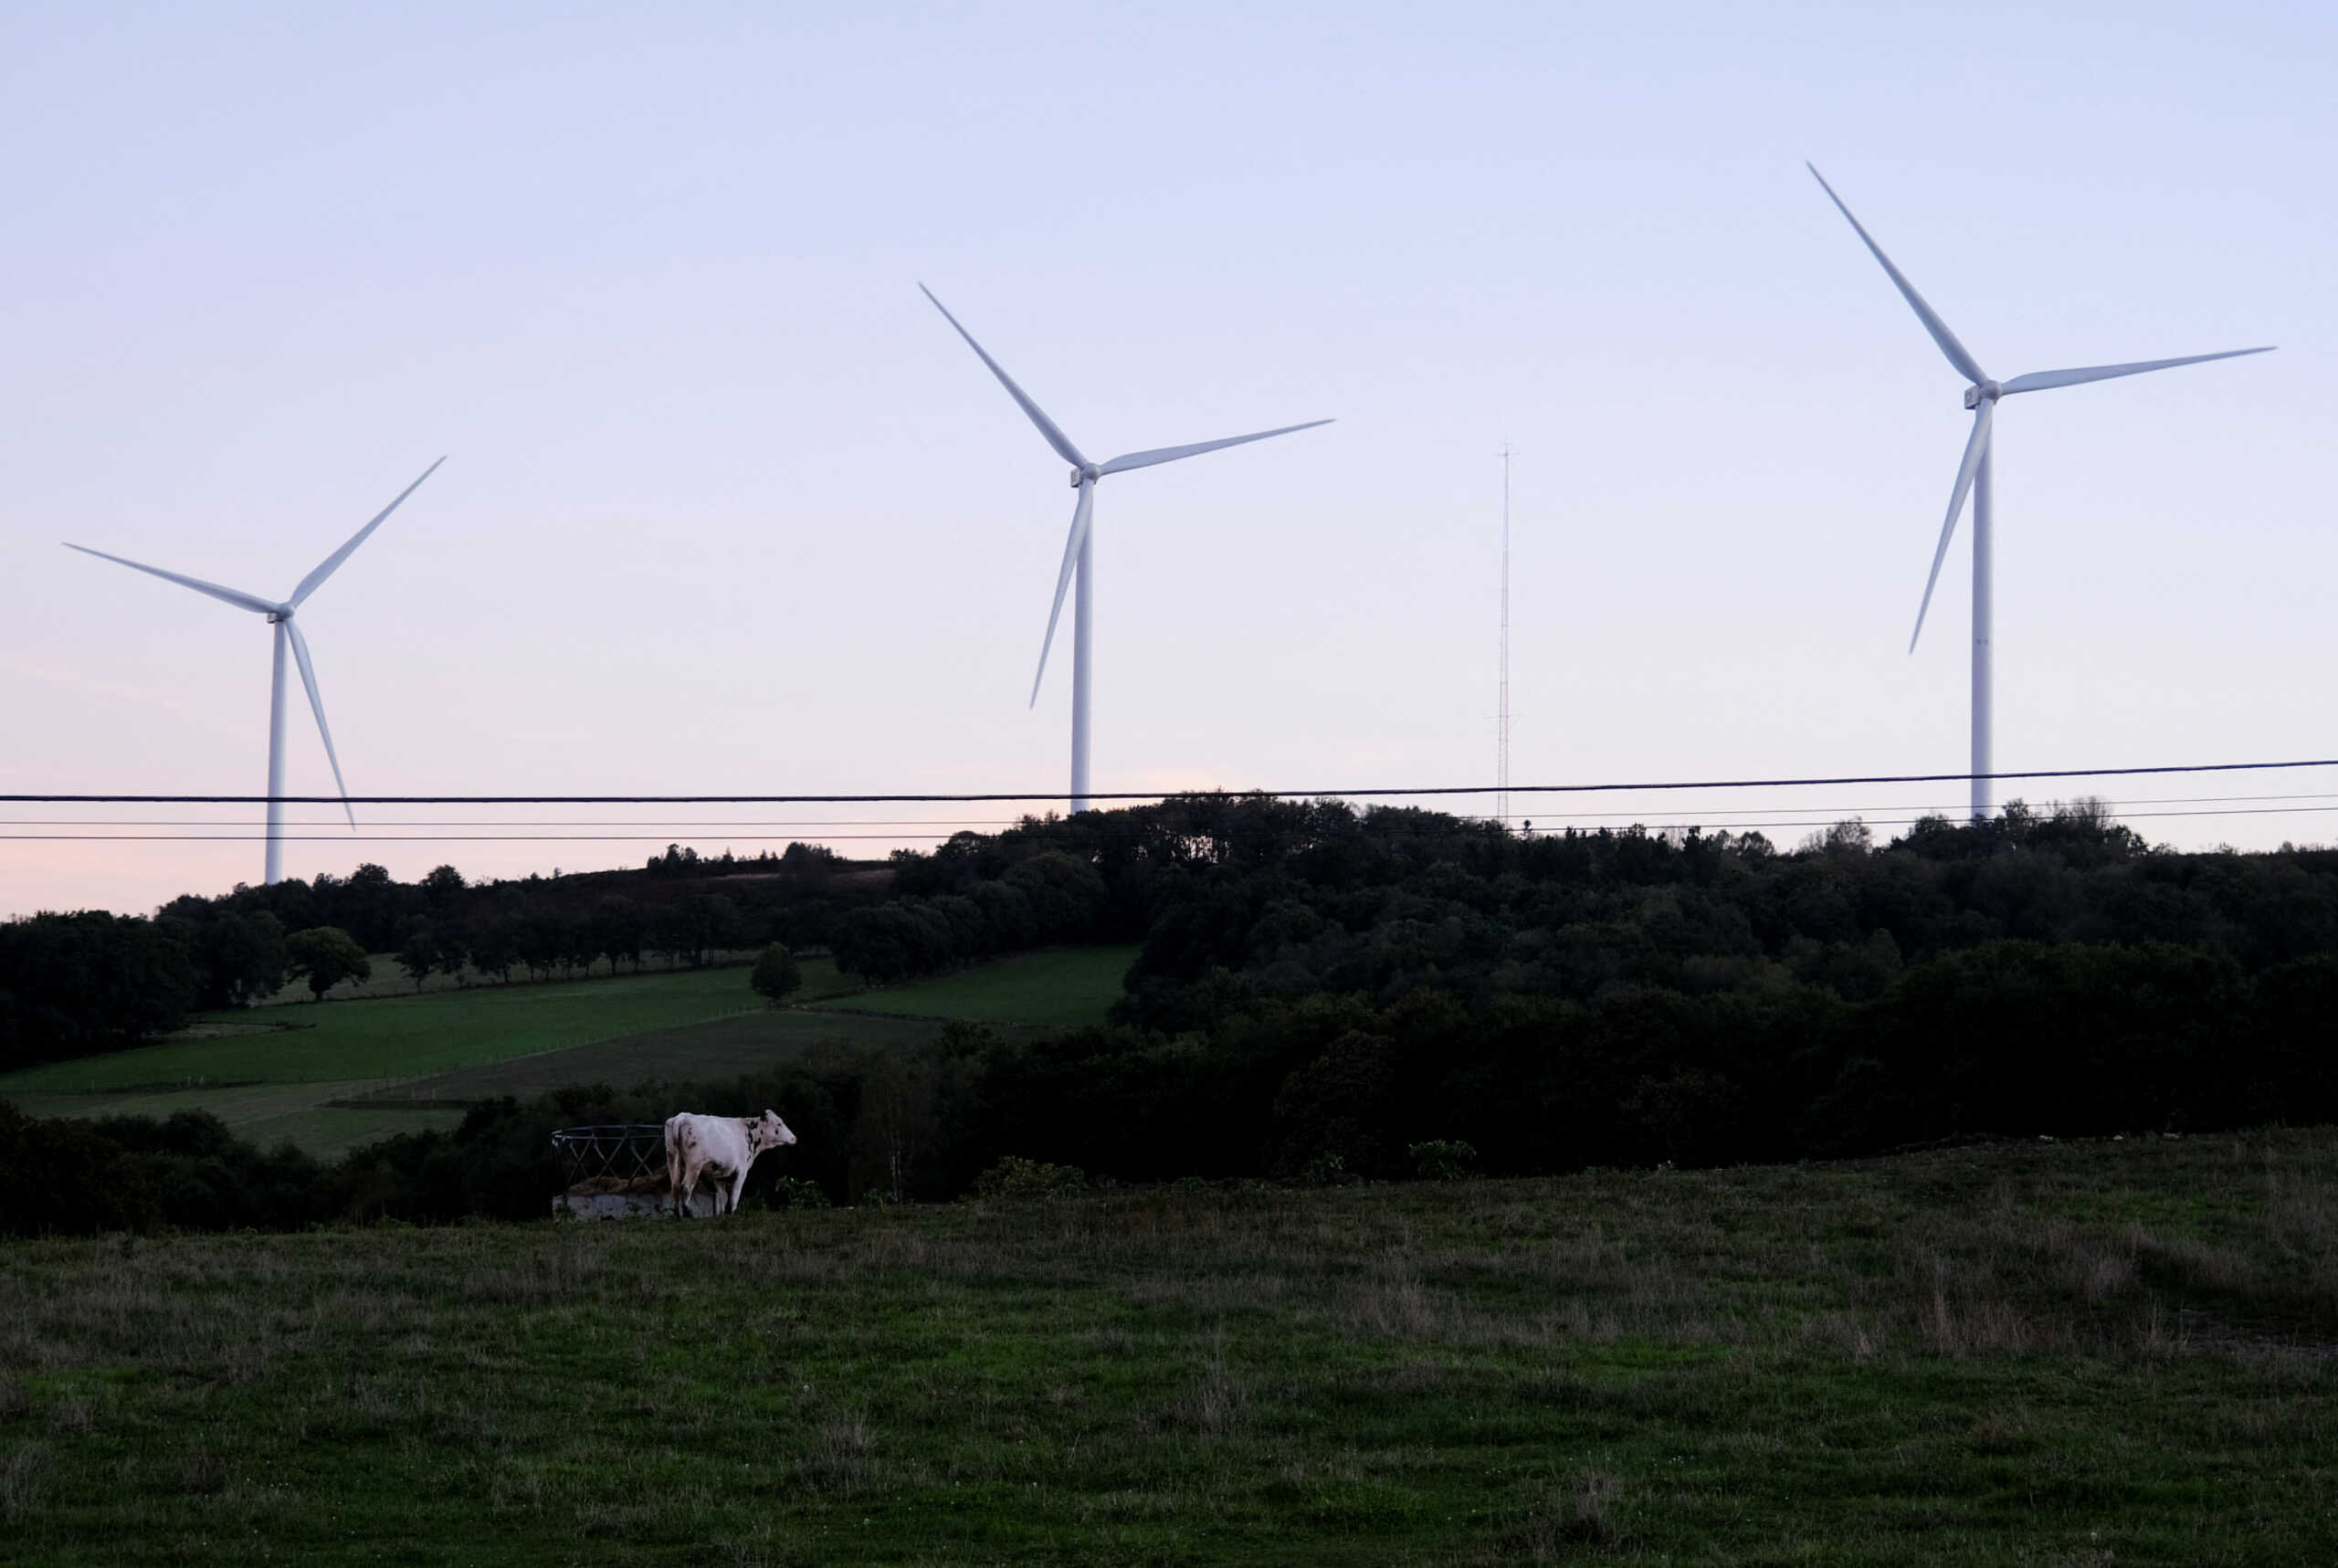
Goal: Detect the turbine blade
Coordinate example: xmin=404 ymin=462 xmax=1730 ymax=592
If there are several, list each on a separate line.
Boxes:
xmin=284 ymin=620 xmax=356 ymax=828
xmin=1806 ymin=163 xmax=1990 ymax=386
xmin=1030 ymin=480 xmax=1095 ymax=707
xmin=1099 ymin=418 xmax=1335 ymax=476
xmin=1999 ymin=346 xmax=2275 ymax=395
xmin=290 ymin=457 xmax=445 ymax=607
xmin=1911 ymin=401 xmax=1993 ymax=654
xmin=919 ymin=285 xmax=1090 ymax=469
xmin=62 ymin=543 xmax=278 ymax=616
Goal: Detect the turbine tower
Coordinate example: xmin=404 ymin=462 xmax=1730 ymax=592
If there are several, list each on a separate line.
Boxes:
xmin=1807 ymin=164 xmax=2272 ymax=820
xmin=66 ymin=459 xmax=445 ymax=883
xmin=922 ymin=285 xmax=1331 ymax=812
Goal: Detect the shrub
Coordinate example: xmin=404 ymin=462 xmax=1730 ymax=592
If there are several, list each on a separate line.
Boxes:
xmin=973 ymin=1155 xmax=1086 ymax=1201
xmin=1408 ymin=1140 xmax=1480 ymax=1181
xmin=751 ymin=943 xmax=802 ymax=1004
xmin=744 ymin=1175 xmax=830 ymax=1211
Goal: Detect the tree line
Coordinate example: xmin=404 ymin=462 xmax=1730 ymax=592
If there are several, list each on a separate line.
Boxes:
xmin=10 ymin=793 xmax=2338 ymax=1191
xmin=829 ymin=794 xmax=2338 ymax=1181
xmin=0 ymin=832 xmax=1131 ymax=1069
xmin=0 ymin=855 xmax=870 ymax=1070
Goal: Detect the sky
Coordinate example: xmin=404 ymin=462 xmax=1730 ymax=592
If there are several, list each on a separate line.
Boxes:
xmin=2 ymin=2 xmax=2331 ymax=919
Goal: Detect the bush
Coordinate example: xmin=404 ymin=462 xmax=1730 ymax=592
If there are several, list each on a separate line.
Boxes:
xmin=751 ymin=942 xmax=802 ymax=1004
xmin=1408 ymin=1140 xmax=1480 ymax=1181
xmin=973 ymin=1155 xmax=1086 ymax=1201
xmin=1271 ymin=1029 xmax=1401 ymax=1178
xmin=0 ymin=1102 xmax=331 ymax=1237
xmin=754 ymin=1175 xmax=831 ymax=1211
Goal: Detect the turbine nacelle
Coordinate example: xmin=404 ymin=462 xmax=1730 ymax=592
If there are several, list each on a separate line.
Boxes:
xmin=1963 ymin=381 xmax=2003 ymax=410
xmin=1070 ymin=464 xmax=1100 ymax=487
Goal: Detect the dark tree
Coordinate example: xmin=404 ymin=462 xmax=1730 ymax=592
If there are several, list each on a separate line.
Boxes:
xmin=395 ymin=923 xmax=442 ymax=993
xmin=420 ymin=864 xmax=468 ymax=915
xmin=515 ymin=913 xmax=566 ymax=982
xmin=752 ymin=943 xmax=803 ymax=1005
xmin=469 ymin=919 xmax=519 ymax=984
xmin=190 ymin=910 xmax=290 ymax=1007
xmin=587 ymin=898 xmax=645 ymax=975
xmin=286 ymin=927 xmax=371 ymax=1002
xmin=0 ymin=911 xmax=198 ymax=1069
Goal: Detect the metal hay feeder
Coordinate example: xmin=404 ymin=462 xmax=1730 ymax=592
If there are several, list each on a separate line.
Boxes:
xmin=550 ymin=1123 xmax=711 ymax=1218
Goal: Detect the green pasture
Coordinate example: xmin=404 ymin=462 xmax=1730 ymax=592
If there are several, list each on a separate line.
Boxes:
xmin=0 ymin=946 xmax=1133 ymax=1156
xmin=822 ymin=943 xmax=1138 ymax=1026
xmin=5 ymin=1131 xmax=2336 ymax=1563
xmin=344 ymin=1005 xmax=946 ymax=1106
xmin=0 ymin=960 xmax=851 ymax=1156
xmin=1 ymin=961 xmax=851 ymax=1094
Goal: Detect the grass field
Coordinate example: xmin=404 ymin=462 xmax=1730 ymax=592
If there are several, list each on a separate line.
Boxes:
xmin=2 ymin=962 xmax=855 ymax=1094
xmin=822 ymin=944 xmax=1138 ymax=1027
xmin=0 ymin=948 xmax=1130 ymax=1157
xmin=0 ymin=961 xmax=860 ymax=1156
xmin=340 ymin=1005 xmax=946 ymax=1105
xmin=3 ymin=1131 xmax=2334 ymax=1563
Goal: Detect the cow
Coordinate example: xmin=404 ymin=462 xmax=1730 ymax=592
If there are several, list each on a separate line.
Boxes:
xmin=664 ymin=1109 xmax=797 ymax=1216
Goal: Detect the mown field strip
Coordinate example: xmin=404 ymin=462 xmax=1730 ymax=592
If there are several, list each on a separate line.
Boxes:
xmin=819 ymin=943 xmax=1139 ymax=1026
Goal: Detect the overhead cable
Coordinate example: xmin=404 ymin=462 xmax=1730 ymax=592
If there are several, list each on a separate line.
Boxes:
xmin=7 ymin=753 xmax=2338 ymax=807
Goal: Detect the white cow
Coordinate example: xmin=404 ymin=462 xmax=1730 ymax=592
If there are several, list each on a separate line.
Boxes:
xmin=665 ymin=1109 xmax=797 ymax=1216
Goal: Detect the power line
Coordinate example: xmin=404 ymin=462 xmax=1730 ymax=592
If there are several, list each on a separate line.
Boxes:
xmin=16 ymin=788 xmax=2338 ymax=829
xmin=8 ymin=754 xmax=2338 ymax=805
xmin=10 ymin=801 xmax=2338 ymax=845
xmin=12 ymin=799 xmax=2338 ymax=845
xmin=0 ymin=818 xmax=1039 ymax=828
xmin=0 ymin=834 xmax=962 ymax=843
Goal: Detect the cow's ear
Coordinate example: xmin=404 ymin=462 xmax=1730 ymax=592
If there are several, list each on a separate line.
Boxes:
xmin=764 ymin=1109 xmax=778 ymax=1121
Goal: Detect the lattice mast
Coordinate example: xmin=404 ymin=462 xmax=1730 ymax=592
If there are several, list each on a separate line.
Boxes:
xmin=1497 ymin=443 xmax=1513 ymax=829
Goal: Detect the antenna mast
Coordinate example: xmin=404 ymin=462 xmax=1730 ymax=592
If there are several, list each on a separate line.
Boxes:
xmin=1497 ymin=442 xmax=1512 ymax=831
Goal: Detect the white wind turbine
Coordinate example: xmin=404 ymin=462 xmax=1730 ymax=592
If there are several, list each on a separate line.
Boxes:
xmin=922 ymin=285 xmax=1332 ymax=812
xmin=1808 ymin=164 xmax=2273 ymax=820
xmin=66 ymin=459 xmax=445 ymax=883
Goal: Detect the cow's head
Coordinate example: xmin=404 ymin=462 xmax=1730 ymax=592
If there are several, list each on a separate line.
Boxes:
xmin=750 ymin=1110 xmax=797 ymax=1152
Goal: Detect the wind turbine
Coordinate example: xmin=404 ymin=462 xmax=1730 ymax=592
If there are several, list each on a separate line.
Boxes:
xmin=921 ymin=285 xmax=1332 ymax=812
xmin=1807 ymin=164 xmax=2272 ymax=820
xmin=65 ymin=459 xmax=445 ymax=884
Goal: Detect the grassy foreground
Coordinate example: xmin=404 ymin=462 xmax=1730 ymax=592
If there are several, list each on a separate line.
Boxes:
xmin=4 ymin=1132 xmax=2336 ymax=1564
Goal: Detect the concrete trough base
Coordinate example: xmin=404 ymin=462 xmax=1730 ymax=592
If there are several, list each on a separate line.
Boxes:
xmin=553 ymin=1190 xmax=717 ymax=1220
